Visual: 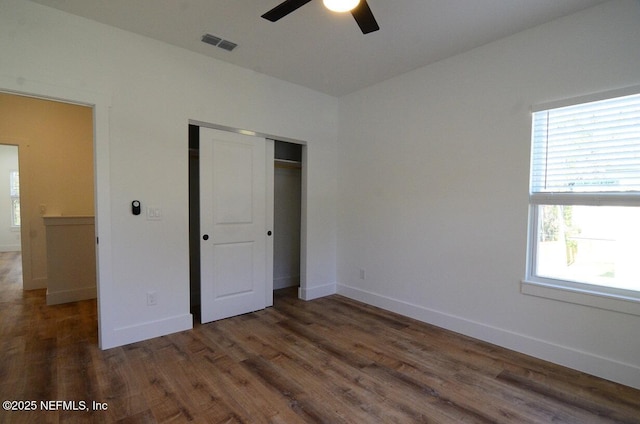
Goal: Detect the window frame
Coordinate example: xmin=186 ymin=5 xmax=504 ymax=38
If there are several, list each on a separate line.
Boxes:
xmin=522 ymin=86 xmax=640 ymax=316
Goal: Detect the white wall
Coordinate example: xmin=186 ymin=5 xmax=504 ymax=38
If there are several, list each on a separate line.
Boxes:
xmin=1 ymin=0 xmax=338 ymax=348
xmin=337 ymin=0 xmax=640 ymax=389
xmin=0 ymin=145 xmax=20 ymax=252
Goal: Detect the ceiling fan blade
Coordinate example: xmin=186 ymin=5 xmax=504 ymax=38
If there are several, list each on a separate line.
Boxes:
xmin=351 ymin=0 xmax=379 ymax=34
xmin=262 ymin=0 xmax=314 ymax=22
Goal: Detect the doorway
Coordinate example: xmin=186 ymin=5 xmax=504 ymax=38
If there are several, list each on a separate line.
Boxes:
xmin=0 ymin=92 xmax=96 ymax=300
xmin=188 ymin=124 xmax=305 ymax=321
xmin=0 ymin=145 xmax=21 ymax=258
xmin=0 ymin=92 xmax=96 ymax=297
xmin=0 ymin=76 xmax=112 ymax=347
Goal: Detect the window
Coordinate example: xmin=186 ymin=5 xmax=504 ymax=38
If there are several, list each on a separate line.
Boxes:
xmin=10 ymin=170 xmax=20 ymax=228
xmin=524 ymin=88 xmax=640 ymax=313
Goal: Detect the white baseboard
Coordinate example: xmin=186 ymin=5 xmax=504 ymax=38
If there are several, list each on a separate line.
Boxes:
xmin=25 ymin=277 xmax=47 ymax=290
xmin=46 ymin=286 xmax=97 ymax=305
xmin=274 ymin=275 xmax=299 ymax=290
xmin=299 ymin=282 xmax=336 ymax=301
xmin=101 ymin=314 xmax=193 ymax=350
xmin=337 ymin=283 xmax=640 ymax=390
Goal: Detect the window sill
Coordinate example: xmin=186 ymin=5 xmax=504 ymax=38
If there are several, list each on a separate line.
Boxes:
xmin=521 ymin=279 xmax=640 ymax=317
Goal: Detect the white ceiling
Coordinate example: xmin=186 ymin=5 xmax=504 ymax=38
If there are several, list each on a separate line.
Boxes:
xmin=29 ymin=0 xmax=609 ymax=97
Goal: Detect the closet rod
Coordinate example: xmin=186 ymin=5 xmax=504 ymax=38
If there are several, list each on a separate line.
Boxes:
xmin=274 ymin=158 xmax=302 ymax=169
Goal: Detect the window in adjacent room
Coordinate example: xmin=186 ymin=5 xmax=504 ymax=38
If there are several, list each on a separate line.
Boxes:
xmin=10 ymin=170 xmax=20 ymax=228
xmin=524 ymin=88 xmax=640 ymax=313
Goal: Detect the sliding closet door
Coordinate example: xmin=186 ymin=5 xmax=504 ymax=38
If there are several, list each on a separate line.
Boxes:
xmin=199 ymin=127 xmax=272 ymax=323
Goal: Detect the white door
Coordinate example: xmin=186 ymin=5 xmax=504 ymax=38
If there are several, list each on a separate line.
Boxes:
xmin=199 ymin=127 xmax=273 ymax=323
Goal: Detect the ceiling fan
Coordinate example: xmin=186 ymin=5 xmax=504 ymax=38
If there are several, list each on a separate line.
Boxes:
xmin=262 ymin=0 xmax=380 ymax=34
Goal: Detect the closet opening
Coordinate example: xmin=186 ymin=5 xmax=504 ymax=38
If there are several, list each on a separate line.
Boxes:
xmin=189 ymin=125 xmax=305 ymax=320
xmin=273 ymin=141 xmax=302 ymax=292
xmin=188 ymin=124 xmax=200 ymax=317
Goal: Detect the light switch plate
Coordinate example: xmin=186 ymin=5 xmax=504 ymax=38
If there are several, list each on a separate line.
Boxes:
xmin=146 ymin=206 xmax=162 ymax=220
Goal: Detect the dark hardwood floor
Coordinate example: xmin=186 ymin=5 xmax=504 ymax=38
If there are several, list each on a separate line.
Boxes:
xmin=0 ymin=251 xmax=639 ymax=423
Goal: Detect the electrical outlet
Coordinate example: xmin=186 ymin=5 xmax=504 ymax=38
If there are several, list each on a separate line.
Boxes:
xmin=147 ymin=291 xmax=157 ymax=306
xmin=359 ymin=268 xmax=366 ymax=280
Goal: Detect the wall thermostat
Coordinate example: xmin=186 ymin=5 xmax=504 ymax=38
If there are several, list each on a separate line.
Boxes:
xmin=132 ymin=200 xmax=141 ymax=215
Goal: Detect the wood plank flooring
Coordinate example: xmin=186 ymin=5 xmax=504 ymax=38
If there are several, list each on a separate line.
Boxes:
xmin=0 ymin=251 xmax=639 ymax=423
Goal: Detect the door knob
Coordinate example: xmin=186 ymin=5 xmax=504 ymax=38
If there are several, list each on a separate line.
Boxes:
xmin=202 ymin=234 xmax=209 ymax=240
xmin=267 ymin=231 xmax=272 ymax=236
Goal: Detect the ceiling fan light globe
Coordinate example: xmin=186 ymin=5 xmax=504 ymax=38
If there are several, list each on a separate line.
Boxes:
xmin=323 ymin=0 xmax=360 ymax=13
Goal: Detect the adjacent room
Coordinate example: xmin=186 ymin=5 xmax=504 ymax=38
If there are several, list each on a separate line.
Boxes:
xmin=1 ymin=0 xmax=639 ymax=422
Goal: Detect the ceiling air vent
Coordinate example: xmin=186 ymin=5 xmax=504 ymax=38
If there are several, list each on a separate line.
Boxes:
xmin=201 ymin=33 xmax=237 ymax=52
xmin=201 ymin=34 xmax=222 ymax=46
xmin=217 ymin=40 xmax=238 ymax=52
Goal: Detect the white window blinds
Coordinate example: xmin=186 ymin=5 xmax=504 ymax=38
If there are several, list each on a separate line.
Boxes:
xmin=531 ymin=93 xmax=640 ymax=198
xmin=10 ymin=170 xmax=19 ymax=197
